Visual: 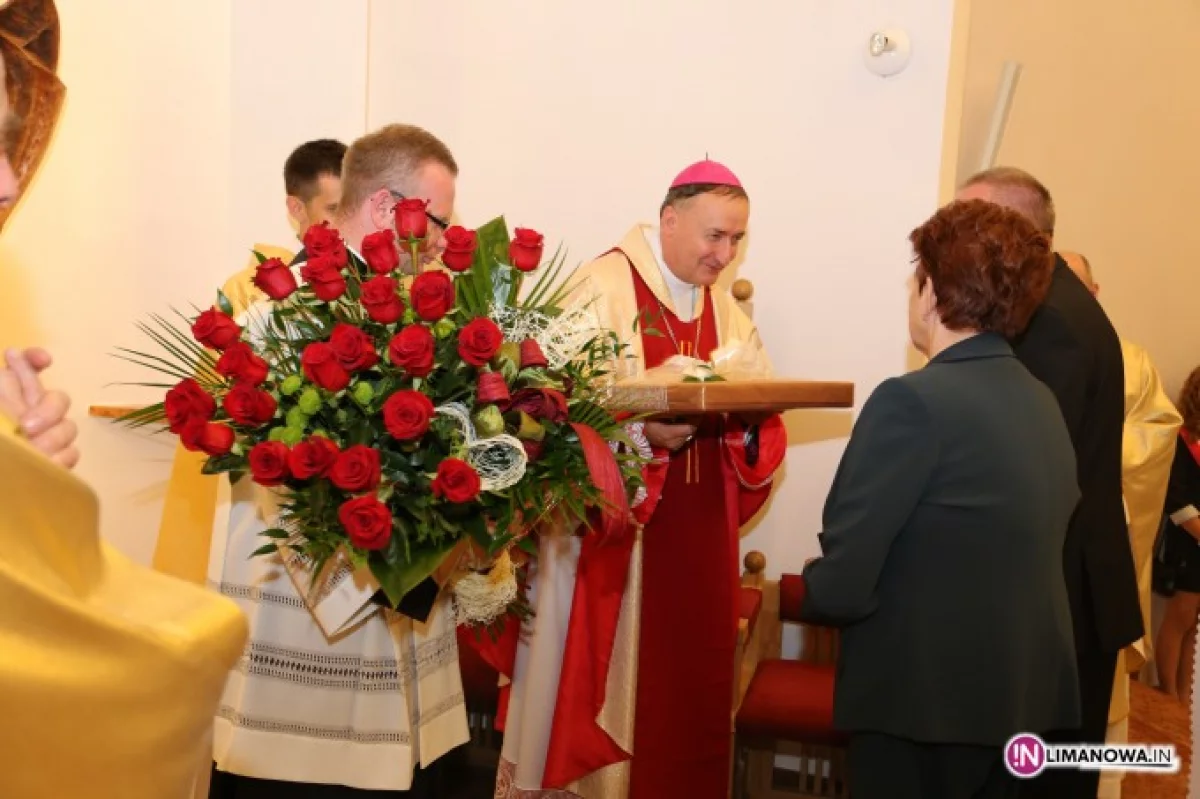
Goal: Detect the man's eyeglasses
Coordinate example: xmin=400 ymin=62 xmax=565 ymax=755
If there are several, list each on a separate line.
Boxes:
xmin=388 ymin=190 xmax=450 ymax=233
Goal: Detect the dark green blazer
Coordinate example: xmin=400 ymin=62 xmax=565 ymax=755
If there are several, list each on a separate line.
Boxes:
xmin=800 ymin=333 xmax=1082 ymax=745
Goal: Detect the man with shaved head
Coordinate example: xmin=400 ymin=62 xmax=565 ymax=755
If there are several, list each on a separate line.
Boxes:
xmin=1059 ymin=249 xmax=1180 ymax=799
xmin=956 ymin=169 xmax=1142 ymax=799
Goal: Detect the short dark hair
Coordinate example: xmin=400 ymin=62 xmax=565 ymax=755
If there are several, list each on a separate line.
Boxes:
xmin=659 ymin=183 xmax=748 ymax=216
xmin=909 ymin=199 xmax=1054 ymax=339
xmin=284 ymin=139 xmax=348 ymax=200
xmin=959 ymin=166 xmax=1056 ymax=236
xmin=1180 ymin=366 xmax=1200 ymax=439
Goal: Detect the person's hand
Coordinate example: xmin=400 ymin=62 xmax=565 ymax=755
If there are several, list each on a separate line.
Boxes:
xmin=644 ymin=419 xmax=698 ymax=452
xmin=733 ymin=411 xmax=773 ymax=427
xmin=0 ymin=347 xmax=79 ymax=469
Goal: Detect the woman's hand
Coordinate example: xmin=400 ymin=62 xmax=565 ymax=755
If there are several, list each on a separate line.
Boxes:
xmin=0 ymin=348 xmax=79 ymax=469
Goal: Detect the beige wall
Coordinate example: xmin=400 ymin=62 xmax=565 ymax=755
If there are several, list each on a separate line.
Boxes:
xmin=954 ymin=0 xmax=1200 ymax=398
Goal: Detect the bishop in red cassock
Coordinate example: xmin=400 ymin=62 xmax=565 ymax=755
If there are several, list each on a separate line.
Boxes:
xmin=486 ymin=160 xmax=787 ymax=799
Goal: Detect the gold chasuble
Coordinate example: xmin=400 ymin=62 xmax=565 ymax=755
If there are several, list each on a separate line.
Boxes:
xmin=1108 ymin=339 xmax=1181 ymax=724
xmin=152 ymin=242 xmax=294 ymax=584
xmin=0 ymin=417 xmax=247 ymax=798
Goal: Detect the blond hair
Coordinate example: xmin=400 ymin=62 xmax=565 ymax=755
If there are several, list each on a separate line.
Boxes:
xmin=338 ymin=124 xmax=458 ymax=216
xmin=960 ymin=166 xmax=1056 ymax=236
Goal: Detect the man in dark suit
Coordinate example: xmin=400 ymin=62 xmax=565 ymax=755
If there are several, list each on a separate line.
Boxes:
xmin=958 ymin=168 xmax=1143 ymax=799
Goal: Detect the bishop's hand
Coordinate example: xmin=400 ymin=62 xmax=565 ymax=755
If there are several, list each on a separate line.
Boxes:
xmin=644 ymin=419 xmax=698 ymax=452
xmin=0 ymin=347 xmax=79 ymax=469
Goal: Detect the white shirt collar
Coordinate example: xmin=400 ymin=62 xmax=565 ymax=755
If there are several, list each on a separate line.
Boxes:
xmin=641 ymin=225 xmax=699 ymax=322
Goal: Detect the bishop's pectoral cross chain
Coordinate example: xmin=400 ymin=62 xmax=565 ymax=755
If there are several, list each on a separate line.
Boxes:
xmin=657 ymin=292 xmax=703 ymax=485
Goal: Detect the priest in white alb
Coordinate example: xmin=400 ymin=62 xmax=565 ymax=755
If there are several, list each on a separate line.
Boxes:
xmin=492 ymin=160 xmax=787 ymax=799
xmin=206 ymin=124 xmax=468 ymax=799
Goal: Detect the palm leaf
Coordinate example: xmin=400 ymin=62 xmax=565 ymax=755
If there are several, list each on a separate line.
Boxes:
xmin=160 ymin=311 xmax=220 ymax=369
xmin=133 ymin=322 xmax=216 ymax=384
xmin=110 ymin=349 xmax=212 ymax=384
xmin=522 ymin=243 xmax=572 ymax=309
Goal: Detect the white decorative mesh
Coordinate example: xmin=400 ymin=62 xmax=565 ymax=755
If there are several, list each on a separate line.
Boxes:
xmin=488 ymin=302 xmax=602 ymax=371
xmin=434 ymin=402 xmax=528 ymax=492
xmin=613 ymin=421 xmax=651 ymax=508
xmin=466 ymin=434 xmax=527 ymax=492
xmin=451 ymin=551 xmax=519 ymax=627
xmin=490 ymin=305 xmax=553 ymax=345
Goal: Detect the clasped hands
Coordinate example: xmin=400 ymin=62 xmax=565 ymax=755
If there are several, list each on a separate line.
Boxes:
xmin=0 ymin=347 xmax=79 ymax=469
xmin=644 ymin=411 xmax=772 ymax=452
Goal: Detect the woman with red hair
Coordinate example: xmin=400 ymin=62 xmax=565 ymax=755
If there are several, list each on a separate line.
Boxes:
xmin=796 ymin=200 xmax=1082 ymax=799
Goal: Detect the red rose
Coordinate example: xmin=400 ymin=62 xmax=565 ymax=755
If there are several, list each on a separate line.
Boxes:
xmin=300 ymin=254 xmax=347 ymax=302
xmin=410 ymin=271 xmax=455 ymax=321
xmin=431 ymin=458 xmax=481 ymax=503
xmin=215 ymin=342 xmax=269 ymax=386
xmin=248 ymin=441 xmax=291 ymax=486
xmin=505 ymin=387 xmax=568 ymax=423
xmin=329 ymin=323 xmax=379 ymax=372
xmin=519 ymin=338 xmax=548 ymax=370
xmin=457 ymin=317 xmax=503 ymax=367
xmin=361 ymin=229 xmax=400 ymax=275
xmin=441 ymin=226 xmax=478 ymax=272
xmin=192 ymin=308 xmax=242 ymax=351
xmin=394 ymin=197 xmax=429 ymax=240
xmin=302 ymin=221 xmax=348 ymax=268
xmin=330 ymin=445 xmax=382 ymax=493
xmin=388 ymin=325 xmax=436 ymax=377
xmin=288 ymin=436 xmax=340 ymax=480
xmin=180 ymin=420 xmax=235 ymax=456
xmin=338 ymin=495 xmax=392 ymax=551
xmin=222 ymin=383 xmax=278 ymax=427
xmin=301 ymin=342 xmax=351 ymax=392
xmin=522 ymin=439 xmax=545 ymax=462
xmin=360 ymin=276 xmax=405 ymax=324
xmin=477 ymin=372 xmax=510 ymax=405
xmin=382 ymin=390 xmax=434 ymax=441
xmin=509 ymin=227 xmax=544 ymax=272
xmin=252 ymin=257 xmax=297 ymax=300
xmin=165 ymin=378 xmax=216 ymax=433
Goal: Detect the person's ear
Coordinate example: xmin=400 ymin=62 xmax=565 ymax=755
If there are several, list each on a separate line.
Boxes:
xmin=286 ymin=195 xmax=306 ymax=228
xmin=369 ymin=188 xmax=394 ymax=231
xmin=920 ymin=279 xmax=937 ymax=320
xmin=661 ymin=206 xmax=677 ymax=232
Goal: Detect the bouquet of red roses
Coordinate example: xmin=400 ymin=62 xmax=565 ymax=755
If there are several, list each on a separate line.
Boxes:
xmin=117 ymin=207 xmax=644 ymax=625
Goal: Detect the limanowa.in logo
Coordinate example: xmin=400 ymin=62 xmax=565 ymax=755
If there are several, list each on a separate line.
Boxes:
xmin=1005 ymin=733 xmax=1179 ymax=778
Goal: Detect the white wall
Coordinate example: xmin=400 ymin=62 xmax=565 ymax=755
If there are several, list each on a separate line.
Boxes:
xmin=229 ymin=0 xmax=370 ymax=263
xmin=0 ymin=0 xmax=234 ymax=562
xmin=366 ymin=0 xmax=961 ymax=576
xmin=0 ymin=1 xmax=962 ymax=576
xmin=0 ymin=0 xmax=369 ymax=561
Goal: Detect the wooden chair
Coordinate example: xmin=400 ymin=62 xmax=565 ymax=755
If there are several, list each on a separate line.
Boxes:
xmin=732 ymin=563 xmax=849 ymax=798
xmin=735 ymin=551 xmax=770 ymax=709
